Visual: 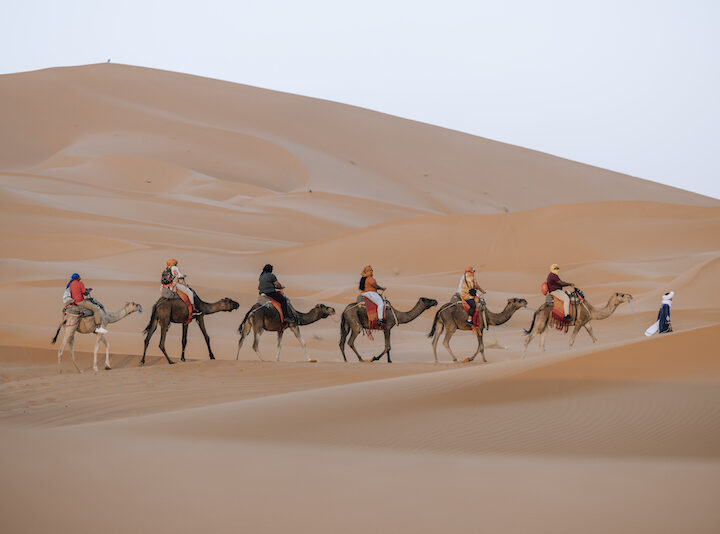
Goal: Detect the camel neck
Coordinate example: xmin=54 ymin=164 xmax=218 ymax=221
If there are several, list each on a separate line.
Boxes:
xmin=486 ymin=302 xmax=520 ymax=326
xmin=394 ymin=300 xmax=428 ymax=324
xmin=296 ymin=306 xmax=325 ymax=326
xmin=105 ymin=306 xmax=131 ymax=324
xmin=587 ymin=297 xmax=621 ymax=320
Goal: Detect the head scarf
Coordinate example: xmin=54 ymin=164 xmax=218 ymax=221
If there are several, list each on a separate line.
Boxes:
xmin=550 ymin=264 xmax=560 ymax=273
xmin=66 ymin=273 xmax=80 ymax=288
xmin=662 ymin=291 xmax=674 ymax=307
xmin=167 ymin=259 xmax=178 ymax=267
xmin=361 ymin=265 xmax=373 ymax=277
xmin=465 ymin=266 xmax=475 ymax=273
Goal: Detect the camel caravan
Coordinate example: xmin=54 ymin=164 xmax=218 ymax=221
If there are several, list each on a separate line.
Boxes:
xmin=52 ymin=261 xmax=636 ymax=372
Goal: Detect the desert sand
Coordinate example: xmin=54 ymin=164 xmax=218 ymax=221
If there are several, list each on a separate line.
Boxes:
xmin=1 ymin=64 xmax=719 ymax=533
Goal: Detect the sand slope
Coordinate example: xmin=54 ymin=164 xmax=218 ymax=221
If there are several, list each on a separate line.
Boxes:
xmin=1 ymin=64 xmax=719 ymax=533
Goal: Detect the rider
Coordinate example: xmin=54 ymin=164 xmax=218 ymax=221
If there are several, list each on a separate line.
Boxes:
xmin=162 ymin=259 xmax=194 ymax=302
xmin=547 ymin=264 xmax=574 ymax=322
xmin=458 ymin=266 xmax=486 ymax=325
xmin=259 ymin=264 xmax=296 ymax=323
xmin=67 ymin=273 xmax=107 ymax=334
xmin=359 ymin=265 xmax=386 ymax=325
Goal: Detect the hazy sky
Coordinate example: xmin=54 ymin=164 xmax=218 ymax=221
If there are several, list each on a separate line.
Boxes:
xmin=3 ymin=0 xmax=718 ymax=199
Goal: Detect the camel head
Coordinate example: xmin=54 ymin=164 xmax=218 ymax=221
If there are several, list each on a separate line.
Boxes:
xmin=419 ymin=297 xmax=439 ymax=310
xmin=125 ymin=302 xmax=143 ymax=314
xmin=218 ymin=298 xmax=240 ymax=312
xmin=316 ymin=304 xmax=336 ymax=318
xmin=507 ymin=297 xmax=528 ymax=309
xmin=613 ymin=292 xmax=633 ymax=305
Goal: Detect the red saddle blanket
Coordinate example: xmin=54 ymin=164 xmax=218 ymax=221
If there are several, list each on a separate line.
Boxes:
xmin=177 ymin=291 xmax=193 ymax=325
xmin=461 ymin=301 xmax=481 ymax=328
xmin=267 ymin=297 xmax=285 ymax=325
xmin=363 ymin=297 xmax=383 ymax=330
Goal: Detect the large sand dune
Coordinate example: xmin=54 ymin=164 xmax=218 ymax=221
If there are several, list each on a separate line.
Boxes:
xmin=1 ymin=64 xmax=719 ymax=533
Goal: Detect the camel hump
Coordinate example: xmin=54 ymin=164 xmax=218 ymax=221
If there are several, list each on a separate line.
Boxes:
xmin=161 ymin=287 xmax=178 ymax=300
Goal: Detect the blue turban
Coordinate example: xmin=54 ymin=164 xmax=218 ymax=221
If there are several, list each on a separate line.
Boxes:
xmin=66 ymin=273 xmax=80 ymax=288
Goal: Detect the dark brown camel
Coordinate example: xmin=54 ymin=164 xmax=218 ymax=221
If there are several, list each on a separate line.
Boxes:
xmin=140 ymin=293 xmax=239 ymax=365
xmin=522 ymin=291 xmax=632 ymax=354
xmin=236 ymin=302 xmax=336 ymax=361
xmin=339 ymin=296 xmax=438 ymax=363
xmin=428 ymin=297 xmax=528 ymax=363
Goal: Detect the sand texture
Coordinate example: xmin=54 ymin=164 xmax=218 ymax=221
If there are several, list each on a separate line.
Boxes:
xmin=1 ymin=64 xmax=719 ymax=533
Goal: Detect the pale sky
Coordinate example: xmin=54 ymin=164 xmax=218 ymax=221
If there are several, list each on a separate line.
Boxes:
xmin=3 ymin=0 xmax=719 ymax=199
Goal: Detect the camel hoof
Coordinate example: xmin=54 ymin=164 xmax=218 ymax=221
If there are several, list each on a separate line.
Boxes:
xmin=209 ymin=355 xmax=215 ymax=360
xmin=105 ymin=365 xmax=111 ymax=370
xmin=306 ymin=359 xmax=317 ymax=363
xmin=93 ymin=368 xmax=99 ymax=372
xmin=139 ymin=361 xmax=145 ymax=366
xmin=168 ymin=361 xmax=175 ymax=365
xmin=180 ymin=357 xmax=186 ymax=362
xmin=461 ymin=358 xmax=472 ymax=364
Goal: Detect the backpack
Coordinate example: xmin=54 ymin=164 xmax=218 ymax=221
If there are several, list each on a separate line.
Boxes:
xmin=62 ymin=287 xmax=74 ymax=306
xmin=161 ymin=267 xmax=174 ymax=285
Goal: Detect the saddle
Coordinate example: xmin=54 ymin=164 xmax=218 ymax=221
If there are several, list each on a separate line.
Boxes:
xmin=451 ymin=292 xmax=485 ymax=329
xmin=257 ymin=294 xmax=298 ymax=329
xmin=547 ymin=290 xmax=584 ymax=331
xmin=355 ymin=294 xmax=386 ymax=331
xmin=63 ymin=305 xmax=94 ymax=317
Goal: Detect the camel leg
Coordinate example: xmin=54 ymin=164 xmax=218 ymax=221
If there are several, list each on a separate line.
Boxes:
xmin=372 ymin=328 xmax=392 ymax=363
xmin=180 ymin=323 xmax=189 ymax=362
xmin=158 ymin=324 xmax=174 ymax=365
xmin=141 ymin=318 xmax=159 ymax=366
xmin=275 ymin=330 xmax=284 ymax=362
xmin=252 ymin=328 xmax=265 ymax=361
xmin=57 ymin=327 xmax=67 ymax=374
xmin=347 ymin=327 xmax=365 ymax=363
xmin=196 ymin=316 xmax=215 ymax=360
xmin=236 ymin=322 xmax=251 ymax=361
xmin=93 ymin=334 xmax=101 ymax=372
xmin=522 ymin=329 xmax=534 ymax=357
xmin=289 ymin=325 xmax=313 ymax=362
xmin=101 ymin=335 xmax=111 ymax=370
xmin=569 ymin=323 xmax=582 ymax=348
xmin=584 ymin=323 xmax=598 ymax=343
xmin=441 ymin=324 xmax=460 ymax=363
xmin=465 ymin=330 xmax=486 ymax=363
xmin=69 ymin=336 xmax=82 ymax=374
xmin=431 ymin=321 xmax=444 ymax=363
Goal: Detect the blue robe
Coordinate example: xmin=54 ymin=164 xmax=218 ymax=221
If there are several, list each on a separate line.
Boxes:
xmin=657 ymin=303 xmax=671 ymax=333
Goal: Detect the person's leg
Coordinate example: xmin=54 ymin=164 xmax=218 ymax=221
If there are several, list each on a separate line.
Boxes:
xmin=551 ymin=290 xmax=570 ymax=317
xmin=266 ymin=291 xmax=291 ymax=320
xmin=465 ymin=299 xmax=476 ymax=323
xmin=362 ymin=291 xmax=384 ymax=320
xmin=175 ymin=284 xmax=194 ymax=301
xmin=78 ymin=300 xmax=103 ymax=327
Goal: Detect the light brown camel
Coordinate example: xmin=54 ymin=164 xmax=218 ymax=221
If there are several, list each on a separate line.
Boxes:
xmin=522 ymin=291 xmax=633 ymax=354
xmin=339 ymin=296 xmax=438 ymax=363
xmin=236 ymin=301 xmax=336 ymax=361
xmin=51 ymin=301 xmax=143 ymax=373
xmin=428 ymin=297 xmax=528 ymax=363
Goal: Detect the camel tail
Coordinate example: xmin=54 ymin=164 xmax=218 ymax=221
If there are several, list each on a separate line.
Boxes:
xmin=143 ymin=304 xmax=158 ymax=335
xmin=428 ymin=309 xmax=441 ymax=338
xmin=237 ymin=307 xmax=255 ymax=335
xmin=50 ymin=320 xmax=65 ymax=344
xmin=523 ymin=310 xmax=539 ymax=335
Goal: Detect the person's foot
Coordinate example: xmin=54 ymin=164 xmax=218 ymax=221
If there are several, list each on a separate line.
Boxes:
xmin=95 ymin=326 xmax=108 ymax=334
xmin=563 ymin=315 xmax=572 ymax=322
xmin=377 ymin=319 xmax=386 ymax=327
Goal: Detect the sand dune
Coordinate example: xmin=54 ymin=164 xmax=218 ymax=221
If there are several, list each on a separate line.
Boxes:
xmin=1 ymin=64 xmax=719 ymax=533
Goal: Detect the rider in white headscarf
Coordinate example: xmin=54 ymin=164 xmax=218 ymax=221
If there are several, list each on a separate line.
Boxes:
xmin=645 ymin=291 xmax=673 ymax=336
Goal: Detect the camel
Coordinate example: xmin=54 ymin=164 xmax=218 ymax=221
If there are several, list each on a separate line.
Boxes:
xmin=339 ymin=296 xmax=438 ymax=363
xmin=236 ymin=301 xmax=336 ymax=361
xmin=428 ymin=297 xmax=528 ymax=363
xmin=523 ymin=291 xmax=633 ymax=354
xmin=140 ymin=293 xmax=239 ymax=365
xmin=51 ymin=301 xmax=143 ymax=373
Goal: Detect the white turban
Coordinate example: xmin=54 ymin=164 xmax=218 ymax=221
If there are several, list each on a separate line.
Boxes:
xmin=662 ymin=291 xmax=674 ymax=306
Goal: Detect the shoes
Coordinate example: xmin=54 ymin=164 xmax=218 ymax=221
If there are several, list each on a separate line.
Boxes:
xmin=95 ymin=326 xmax=108 ymax=334
xmin=563 ymin=315 xmax=572 ymax=322
xmin=377 ymin=319 xmax=386 ymax=326
xmin=466 ymin=319 xmax=474 ymax=325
